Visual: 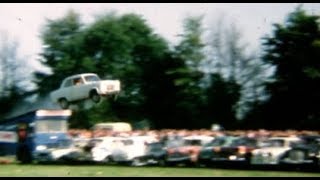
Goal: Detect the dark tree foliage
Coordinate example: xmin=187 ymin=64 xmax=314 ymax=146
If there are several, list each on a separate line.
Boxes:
xmin=167 ymin=16 xmax=207 ymax=129
xmin=248 ymin=6 xmax=320 ymax=130
xmin=204 ymin=73 xmax=241 ymax=130
xmin=34 ymin=10 xmax=84 ymax=97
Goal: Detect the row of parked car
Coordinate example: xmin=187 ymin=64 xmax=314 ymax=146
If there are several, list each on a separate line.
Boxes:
xmin=53 ymin=132 xmax=320 ymax=171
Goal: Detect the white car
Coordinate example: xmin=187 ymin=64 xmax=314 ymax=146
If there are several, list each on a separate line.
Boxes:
xmin=90 ymin=136 xmax=127 ymax=163
xmin=33 ymin=138 xmax=83 ymax=163
xmin=50 ymin=73 xmax=121 ymax=109
xmin=110 ymin=136 xmax=158 ymax=166
xmin=250 ymin=136 xmax=303 ymax=165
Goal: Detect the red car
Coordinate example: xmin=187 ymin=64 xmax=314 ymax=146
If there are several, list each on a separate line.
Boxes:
xmin=165 ymin=135 xmax=214 ymax=166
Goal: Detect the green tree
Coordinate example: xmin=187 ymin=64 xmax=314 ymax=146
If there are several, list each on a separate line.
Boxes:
xmin=141 ymin=52 xmax=187 ymax=129
xmin=203 ymin=16 xmax=265 ymax=129
xmin=255 ymin=6 xmax=320 ymax=130
xmin=168 ymin=15 xmax=207 ymax=129
xmin=34 ymin=10 xmax=170 ymax=128
xmin=81 ymin=12 xmax=169 ymax=126
xmin=34 ymin=10 xmax=84 ymax=97
xmin=204 ymin=73 xmax=241 ymax=129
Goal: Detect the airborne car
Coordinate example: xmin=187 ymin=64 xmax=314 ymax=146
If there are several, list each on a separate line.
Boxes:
xmin=50 ymin=73 xmax=121 ymax=109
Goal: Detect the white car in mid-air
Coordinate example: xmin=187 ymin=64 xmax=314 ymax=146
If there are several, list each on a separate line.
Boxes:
xmin=50 ymin=73 xmax=121 ymax=109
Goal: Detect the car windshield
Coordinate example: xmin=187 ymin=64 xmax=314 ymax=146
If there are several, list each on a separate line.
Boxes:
xmin=35 ymin=120 xmax=67 ymax=133
xmin=84 ymin=75 xmax=100 ymax=82
xmin=89 ymin=139 xmax=103 ymax=146
xmin=184 ymin=139 xmax=202 ymax=146
xmin=147 ymin=142 xmax=163 ymax=152
xmin=205 ymin=138 xmax=227 ymax=147
xmin=260 ymin=139 xmax=285 ymax=148
xmin=57 ymin=139 xmax=73 ymax=148
xmin=230 ymin=137 xmax=257 ymax=147
xmin=166 ymin=139 xmax=184 ymax=148
xmin=121 ymin=139 xmax=134 ymax=146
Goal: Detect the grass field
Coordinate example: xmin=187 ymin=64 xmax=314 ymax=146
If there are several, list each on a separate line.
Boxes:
xmin=0 ymin=164 xmax=320 ymax=177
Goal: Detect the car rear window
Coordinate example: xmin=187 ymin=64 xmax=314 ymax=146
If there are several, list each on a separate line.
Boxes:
xmin=84 ymin=75 xmax=100 ymax=82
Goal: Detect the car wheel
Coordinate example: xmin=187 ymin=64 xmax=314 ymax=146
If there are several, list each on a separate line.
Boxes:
xmin=196 ymin=160 xmax=206 ymax=168
xmin=158 ymin=159 xmax=166 ymax=167
xmin=103 ymin=156 xmax=112 ymax=164
xmin=289 ymin=150 xmax=305 ymax=162
xmin=90 ymin=91 xmax=101 ymax=103
xmin=131 ymin=157 xmax=143 ymax=167
xmin=59 ymin=98 xmax=69 ymax=109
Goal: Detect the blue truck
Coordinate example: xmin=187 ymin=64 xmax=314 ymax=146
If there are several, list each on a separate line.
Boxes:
xmin=0 ymin=109 xmax=75 ymax=164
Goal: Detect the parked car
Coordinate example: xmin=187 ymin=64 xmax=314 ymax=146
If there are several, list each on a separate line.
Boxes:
xmin=200 ymin=136 xmax=259 ymax=166
xmin=165 ymin=135 xmax=214 ymax=166
xmin=73 ymin=137 xmax=91 ymax=149
xmin=50 ymin=73 xmax=121 ymax=109
xmin=90 ymin=136 xmax=127 ymax=163
xmin=93 ymin=122 xmax=132 ymax=132
xmin=126 ymin=141 xmax=167 ymax=166
xmin=279 ymin=135 xmax=320 ymax=169
xmin=197 ymin=135 xmax=239 ymax=167
xmin=250 ymin=136 xmax=303 ymax=165
xmin=109 ymin=136 xmax=158 ymax=166
xmin=33 ymin=138 xmax=83 ymax=163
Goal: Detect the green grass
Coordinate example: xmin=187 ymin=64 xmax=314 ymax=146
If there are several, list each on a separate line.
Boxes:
xmin=0 ymin=164 xmax=319 ymax=177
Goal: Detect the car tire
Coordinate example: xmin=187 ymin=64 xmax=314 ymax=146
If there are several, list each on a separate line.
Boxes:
xmin=158 ymin=159 xmax=166 ymax=167
xmin=289 ymin=150 xmax=306 ymax=162
xmin=103 ymin=156 xmax=112 ymax=164
xmin=90 ymin=91 xmax=101 ymax=103
xmin=131 ymin=157 xmax=143 ymax=166
xmin=196 ymin=160 xmax=206 ymax=168
xmin=59 ymin=98 xmax=69 ymax=109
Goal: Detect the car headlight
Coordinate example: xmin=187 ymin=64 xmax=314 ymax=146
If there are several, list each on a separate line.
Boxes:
xmin=308 ymin=153 xmax=315 ymax=157
xmin=36 ymin=145 xmax=47 ymax=151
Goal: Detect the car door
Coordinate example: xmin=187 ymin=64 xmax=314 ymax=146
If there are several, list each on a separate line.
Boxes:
xmin=60 ymin=79 xmax=74 ymax=101
xmin=72 ymin=76 xmax=95 ymax=100
xmin=70 ymin=77 xmax=88 ymax=101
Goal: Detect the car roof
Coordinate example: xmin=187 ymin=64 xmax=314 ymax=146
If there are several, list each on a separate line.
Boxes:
xmin=128 ymin=135 xmax=157 ymax=140
xmin=63 ymin=73 xmax=98 ymax=81
xmin=268 ymin=136 xmax=301 ymax=141
xmin=183 ymin=135 xmax=214 ymax=140
xmin=300 ymin=135 xmax=320 ymax=139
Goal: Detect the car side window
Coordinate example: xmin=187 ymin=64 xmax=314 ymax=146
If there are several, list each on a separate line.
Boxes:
xmin=63 ymin=79 xmax=73 ymax=88
xmin=73 ymin=77 xmax=83 ymax=86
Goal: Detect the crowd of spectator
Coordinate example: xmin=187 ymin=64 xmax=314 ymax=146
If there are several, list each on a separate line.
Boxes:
xmin=68 ymin=128 xmax=320 ymax=140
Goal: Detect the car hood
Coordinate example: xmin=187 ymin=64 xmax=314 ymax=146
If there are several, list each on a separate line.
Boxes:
xmin=253 ymin=147 xmax=291 ymax=156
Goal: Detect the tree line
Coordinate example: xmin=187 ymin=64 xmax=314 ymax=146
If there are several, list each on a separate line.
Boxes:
xmin=1 ymin=5 xmax=320 ymax=130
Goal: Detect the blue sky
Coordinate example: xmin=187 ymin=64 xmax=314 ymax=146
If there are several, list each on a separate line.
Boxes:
xmin=0 ymin=3 xmax=319 ymax=72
